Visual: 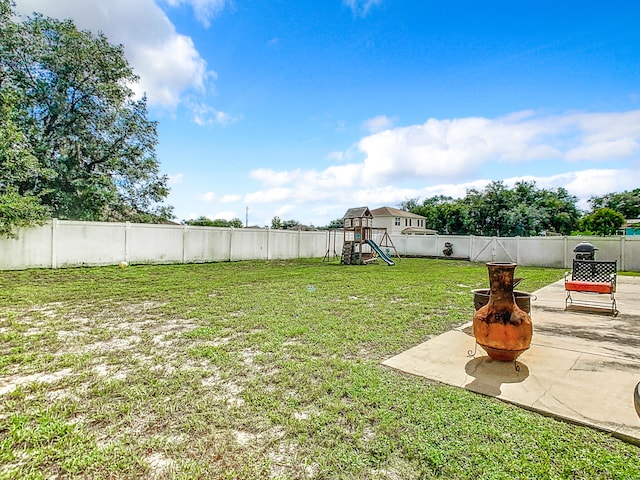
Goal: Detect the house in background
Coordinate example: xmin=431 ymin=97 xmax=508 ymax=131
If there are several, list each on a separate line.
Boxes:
xmin=621 ymin=219 xmax=640 ymax=236
xmin=370 ymin=206 xmax=437 ymax=235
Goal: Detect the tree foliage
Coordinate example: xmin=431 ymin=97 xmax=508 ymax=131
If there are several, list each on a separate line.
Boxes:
xmin=0 ymin=0 xmax=173 ymax=237
xmin=328 ymin=217 xmax=344 ymax=229
xmin=0 ymin=89 xmax=52 ymax=237
xmin=184 ymin=216 xmax=243 ymax=228
xmin=271 ymin=216 xmax=282 ymax=229
xmin=589 ymin=189 xmax=640 ymax=219
xmin=406 ymin=181 xmax=581 ymax=237
xmin=576 ymin=208 xmax=625 ymax=236
xmin=271 ymin=216 xmax=300 ymax=229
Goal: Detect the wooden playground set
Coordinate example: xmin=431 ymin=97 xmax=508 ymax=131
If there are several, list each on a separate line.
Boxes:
xmin=323 ymin=207 xmax=398 ymax=266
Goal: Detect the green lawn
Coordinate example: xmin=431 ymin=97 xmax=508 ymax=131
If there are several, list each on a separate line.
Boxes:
xmin=1 ymin=258 xmax=638 ymax=479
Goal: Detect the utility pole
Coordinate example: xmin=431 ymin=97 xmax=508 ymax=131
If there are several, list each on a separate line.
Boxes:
xmin=245 ymin=206 xmax=249 ymax=228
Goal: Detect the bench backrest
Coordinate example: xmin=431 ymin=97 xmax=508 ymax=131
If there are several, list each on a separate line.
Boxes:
xmin=571 ymin=259 xmax=617 ymax=283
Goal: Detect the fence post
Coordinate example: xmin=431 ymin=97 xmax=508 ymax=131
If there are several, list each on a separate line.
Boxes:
xmin=124 ymin=222 xmax=130 ymax=263
xmin=182 ymin=224 xmax=188 ymax=264
xmin=267 ymin=227 xmax=271 ymax=260
xmin=50 ymin=218 xmax=58 ymax=269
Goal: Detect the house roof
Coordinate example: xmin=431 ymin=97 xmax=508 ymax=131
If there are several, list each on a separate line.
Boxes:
xmin=342 ymin=206 xmax=372 ymax=219
xmin=370 ymin=206 xmax=426 ymax=219
xmin=401 ymin=227 xmax=437 ymax=235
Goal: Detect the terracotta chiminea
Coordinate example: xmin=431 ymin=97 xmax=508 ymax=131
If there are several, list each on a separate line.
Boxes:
xmin=472 ymin=262 xmax=532 ymax=361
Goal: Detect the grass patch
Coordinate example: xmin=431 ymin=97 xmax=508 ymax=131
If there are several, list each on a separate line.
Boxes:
xmin=0 ymin=258 xmax=638 ymax=478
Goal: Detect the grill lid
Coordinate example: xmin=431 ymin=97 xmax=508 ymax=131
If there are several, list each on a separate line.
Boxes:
xmin=573 ymin=242 xmax=597 ymax=253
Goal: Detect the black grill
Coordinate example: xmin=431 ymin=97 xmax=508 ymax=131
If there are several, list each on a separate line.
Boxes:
xmin=573 ymin=242 xmax=597 ymax=260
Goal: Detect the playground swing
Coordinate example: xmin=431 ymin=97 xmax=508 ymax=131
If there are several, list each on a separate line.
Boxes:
xmin=323 ymin=228 xmax=340 ymax=262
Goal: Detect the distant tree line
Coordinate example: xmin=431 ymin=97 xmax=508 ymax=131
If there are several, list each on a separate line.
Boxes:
xmin=400 ymin=181 xmax=637 ymax=237
xmin=270 ymin=216 xmax=300 ymax=230
xmin=264 ymin=184 xmax=637 ymax=236
xmin=184 ymin=216 xmax=243 ymax=228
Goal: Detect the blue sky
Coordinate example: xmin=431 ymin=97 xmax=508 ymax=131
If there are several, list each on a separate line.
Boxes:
xmin=14 ymin=0 xmax=640 ymax=226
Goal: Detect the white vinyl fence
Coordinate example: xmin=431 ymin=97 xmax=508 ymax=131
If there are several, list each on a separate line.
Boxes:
xmin=389 ymin=234 xmax=640 ymax=271
xmin=1 ymin=219 xmax=639 ymax=271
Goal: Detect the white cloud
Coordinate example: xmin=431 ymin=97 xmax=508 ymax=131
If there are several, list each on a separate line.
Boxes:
xmin=199 ymin=192 xmax=217 ymax=202
xmin=14 ymin=0 xmax=216 ymax=109
xmin=275 ymin=205 xmax=296 ymax=217
xmin=245 ymin=188 xmax=295 ymax=204
xmin=362 ymin=114 xmax=396 ymax=134
xmin=199 ymin=192 xmax=242 ymax=203
xmin=343 ymin=0 xmax=383 ymax=17
xmin=249 ymin=166 xmax=363 ymax=189
xmin=354 ymin=110 xmax=640 ymax=185
xmin=541 ymin=169 xmax=636 ymax=199
xmin=327 ymin=144 xmax=359 ymax=163
xmin=249 ymin=169 xmax=298 ymax=187
xmin=167 ymin=173 xmax=184 ymax=184
xmin=243 ymin=168 xmax=637 ymax=220
xmin=178 ymin=109 xmax=640 ymax=226
xmin=241 ymin=110 xmax=640 ymax=223
xmin=239 ymin=167 xmax=640 ymax=227
xmin=210 ymin=210 xmax=237 ymax=220
xmin=327 ymin=151 xmax=347 ymax=162
xmin=221 ymin=194 xmax=242 ymax=203
xmin=192 ymin=103 xmax=242 ymax=126
xmin=164 ymin=0 xmax=230 ymax=27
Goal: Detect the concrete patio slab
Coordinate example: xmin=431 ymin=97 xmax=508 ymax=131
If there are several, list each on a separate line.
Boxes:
xmin=382 ymin=275 xmax=640 ymax=443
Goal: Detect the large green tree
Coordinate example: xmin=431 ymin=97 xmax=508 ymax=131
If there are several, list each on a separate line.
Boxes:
xmin=408 ymin=195 xmax=469 ymax=235
xmin=535 ymin=187 xmax=580 ymax=235
xmin=0 ymin=89 xmax=52 ymax=237
xmin=0 ymin=0 xmax=51 ymax=237
xmin=576 ymin=208 xmax=625 ymax=236
xmin=589 ymin=189 xmax=640 ymax=219
xmin=0 ymin=1 xmax=173 ymax=231
xmin=405 ymin=181 xmax=580 ymax=237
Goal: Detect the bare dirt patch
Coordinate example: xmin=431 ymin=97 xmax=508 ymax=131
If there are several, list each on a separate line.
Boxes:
xmin=0 ymin=368 xmax=74 ymax=396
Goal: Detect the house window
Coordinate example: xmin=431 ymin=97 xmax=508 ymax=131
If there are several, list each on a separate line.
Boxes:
xmin=395 ymin=217 xmax=401 ymax=226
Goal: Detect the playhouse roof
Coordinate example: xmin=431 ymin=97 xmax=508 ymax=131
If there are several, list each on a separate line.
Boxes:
xmin=342 ymin=207 xmax=372 ymax=219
